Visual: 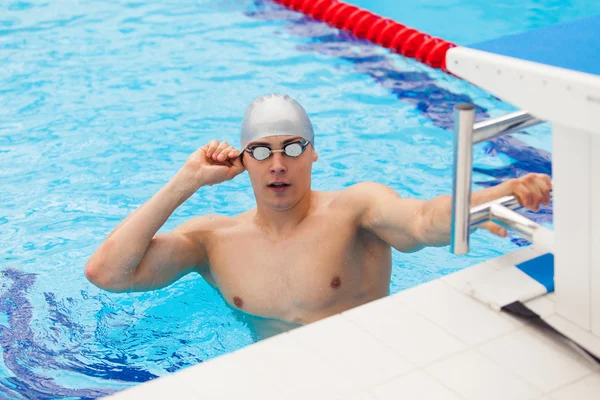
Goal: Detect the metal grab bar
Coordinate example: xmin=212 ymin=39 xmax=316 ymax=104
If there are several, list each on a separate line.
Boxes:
xmin=467 ymin=191 xmax=554 ymax=253
xmin=451 ymin=104 xmax=475 ymax=255
xmin=450 ymin=104 xmax=547 ymax=255
xmin=473 ymin=110 xmax=543 ymax=144
xmin=470 ymin=191 xmax=553 ymax=227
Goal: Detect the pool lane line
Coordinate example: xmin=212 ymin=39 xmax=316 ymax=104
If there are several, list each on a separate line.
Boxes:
xmin=270 ymin=0 xmax=457 ymax=72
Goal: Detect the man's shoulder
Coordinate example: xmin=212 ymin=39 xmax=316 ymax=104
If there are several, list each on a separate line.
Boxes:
xmin=331 ymin=182 xmax=396 ymax=204
xmin=173 ymin=212 xmax=250 ymax=235
xmin=321 ymin=182 xmax=396 ymax=216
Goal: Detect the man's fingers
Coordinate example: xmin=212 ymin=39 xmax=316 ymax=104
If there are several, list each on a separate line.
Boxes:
xmin=213 ymin=141 xmax=230 ymax=160
xmin=480 ymin=221 xmax=508 ymax=238
xmin=228 ymin=148 xmax=240 ymax=158
xmin=229 ymin=156 xmax=246 ymax=176
xmin=523 ymin=175 xmax=544 ymax=211
xmin=512 ymin=181 xmax=533 ymax=209
xmin=511 ymin=173 xmax=552 ymax=211
xmin=533 ymin=175 xmax=551 ymax=208
xmin=216 ymin=146 xmax=237 ymax=161
xmin=527 ymin=173 xmax=552 ymax=209
xmin=205 ymin=139 xmax=219 ymax=158
xmin=539 ymin=174 xmax=552 ymax=205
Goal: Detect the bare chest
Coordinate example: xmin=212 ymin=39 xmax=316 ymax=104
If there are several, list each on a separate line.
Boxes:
xmin=205 ymin=220 xmax=388 ymax=323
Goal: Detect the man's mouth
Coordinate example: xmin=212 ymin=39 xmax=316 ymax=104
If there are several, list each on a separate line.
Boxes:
xmin=268 ymin=182 xmax=290 ymax=192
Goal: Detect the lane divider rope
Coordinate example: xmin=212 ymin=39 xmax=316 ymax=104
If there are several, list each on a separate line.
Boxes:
xmin=272 ymin=0 xmax=456 ymax=71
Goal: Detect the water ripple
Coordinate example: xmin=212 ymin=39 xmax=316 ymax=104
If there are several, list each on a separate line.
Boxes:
xmin=0 ymin=0 xmax=556 ymax=398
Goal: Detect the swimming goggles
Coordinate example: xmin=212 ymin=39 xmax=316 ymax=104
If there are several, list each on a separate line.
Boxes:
xmin=245 ymin=140 xmax=310 ymax=161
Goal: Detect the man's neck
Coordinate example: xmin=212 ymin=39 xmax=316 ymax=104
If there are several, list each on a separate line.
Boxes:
xmin=253 ymin=191 xmax=314 ymax=237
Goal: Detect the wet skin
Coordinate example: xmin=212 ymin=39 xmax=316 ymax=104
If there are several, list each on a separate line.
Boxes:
xmin=190 ymin=189 xmax=391 ymax=338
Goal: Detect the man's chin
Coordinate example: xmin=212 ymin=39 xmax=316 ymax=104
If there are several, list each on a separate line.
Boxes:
xmin=265 ymin=194 xmax=298 ymax=210
xmin=269 ymin=200 xmax=294 ymax=211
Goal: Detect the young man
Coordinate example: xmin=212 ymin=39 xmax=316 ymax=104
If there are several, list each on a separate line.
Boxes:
xmin=86 ymin=94 xmax=552 ymax=336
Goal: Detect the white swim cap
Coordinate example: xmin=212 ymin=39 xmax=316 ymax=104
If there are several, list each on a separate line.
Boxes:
xmin=240 ymin=94 xmax=314 ymax=150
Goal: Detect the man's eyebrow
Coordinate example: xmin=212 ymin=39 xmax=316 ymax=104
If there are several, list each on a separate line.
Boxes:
xmin=248 ymin=141 xmax=270 ymax=147
xmin=282 ymin=137 xmax=303 ymax=144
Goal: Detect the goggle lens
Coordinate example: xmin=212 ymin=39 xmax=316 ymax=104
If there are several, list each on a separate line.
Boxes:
xmin=249 ymin=141 xmax=307 ymax=161
xmin=283 ymin=142 xmax=303 ymax=157
xmin=251 ymin=147 xmax=271 ymax=161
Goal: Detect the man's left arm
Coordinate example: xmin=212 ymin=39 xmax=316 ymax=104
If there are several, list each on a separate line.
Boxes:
xmin=355 ymin=173 xmax=552 ymax=252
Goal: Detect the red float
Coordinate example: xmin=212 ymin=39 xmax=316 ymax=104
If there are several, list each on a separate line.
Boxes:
xmin=272 ymin=0 xmax=456 ymax=71
xmin=351 ymin=12 xmax=377 ymax=39
xmin=329 ymin=4 xmax=359 ymax=29
xmin=390 ymin=28 xmax=417 ymax=53
xmin=307 ymin=0 xmax=332 ymax=19
xmin=343 ymin=9 xmax=368 ymax=32
xmin=322 ymin=2 xmax=345 ymax=23
xmin=400 ymin=32 xmax=429 ymax=58
xmin=365 ymin=18 xmax=390 ymax=42
xmin=376 ymin=23 xmax=406 ymax=48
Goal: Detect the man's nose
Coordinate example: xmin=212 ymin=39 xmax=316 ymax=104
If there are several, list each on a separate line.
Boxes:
xmin=269 ymin=152 xmax=287 ymax=174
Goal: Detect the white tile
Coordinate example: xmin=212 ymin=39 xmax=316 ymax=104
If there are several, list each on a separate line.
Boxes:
xmin=544 ymin=314 xmax=600 ymax=362
xmin=118 ymin=332 xmax=348 ymax=400
xmin=545 ymin=292 xmax=556 ymax=302
xmin=371 ymin=370 xmax=462 ymax=400
xmin=287 ymin=314 xmax=414 ymax=389
xmin=342 ymin=391 xmax=377 ymax=400
xmin=105 ymin=374 xmax=200 ymax=399
xmin=342 ymin=295 xmax=466 ymax=366
xmin=194 ymin=347 xmax=290 ymax=399
xmin=232 ymin=332 xmax=358 ymax=399
xmin=106 ymin=355 xmax=260 ymax=399
xmin=182 ymin=337 xmax=292 ymax=399
xmin=551 ymin=373 xmax=600 ymax=400
xmin=426 ymin=350 xmax=541 ymax=400
xmin=398 ymin=280 xmax=520 ymax=345
xmin=529 ymin=244 xmax=553 ymax=256
xmin=495 ymin=246 xmax=546 ymax=266
xmin=525 ymin=295 xmax=556 ymax=318
xmin=592 ymin=133 xmax=600 ymax=337
xmin=444 ymin=254 xmax=547 ymax=310
xmin=443 ymin=258 xmax=503 ymax=295
xmin=478 ymin=327 xmax=593 ymax=392
xmin=553 ymin=125 xmax=591 ymax=330
xmin=473 ymin=266 xmax=547 ymax=308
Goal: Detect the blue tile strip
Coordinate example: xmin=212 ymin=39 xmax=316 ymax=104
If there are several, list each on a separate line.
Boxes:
xmin=516 ymin=253 xmax=554 ymax=292
xmin=470 ymin=14 xmax=600 ymax=76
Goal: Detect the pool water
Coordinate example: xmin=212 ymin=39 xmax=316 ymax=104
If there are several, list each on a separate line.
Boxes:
xmin=0 ymin=0 xmax=559 ymax=397
xmin=348 ymin=0 xmax=600 ymax=45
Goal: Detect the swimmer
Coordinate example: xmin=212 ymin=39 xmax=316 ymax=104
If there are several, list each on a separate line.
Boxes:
xmin=85 ymin=94 xmax=552 ymax=337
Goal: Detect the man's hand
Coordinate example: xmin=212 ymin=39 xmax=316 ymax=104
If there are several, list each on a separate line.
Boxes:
xmin=480 ymin=173 xmax=552 ymax=238
xmin=182 ymin=140 xmax=245 ymax=187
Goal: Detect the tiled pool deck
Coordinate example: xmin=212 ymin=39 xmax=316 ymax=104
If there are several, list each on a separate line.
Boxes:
xmin=107 ymin=246 xmax=600 ymax=399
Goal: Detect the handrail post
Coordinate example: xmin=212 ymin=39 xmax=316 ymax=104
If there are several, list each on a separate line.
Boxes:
xmin=451 ymin=103 xmax=475 ymax=255
xmin=450 ymin=106 xmax=547 ymax=255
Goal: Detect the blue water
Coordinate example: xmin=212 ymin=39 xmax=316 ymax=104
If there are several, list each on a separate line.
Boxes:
xmin=0 ymin=0 xmax=557 ymax=398
xmin=347 ymin=0 xmax=600 ymax=45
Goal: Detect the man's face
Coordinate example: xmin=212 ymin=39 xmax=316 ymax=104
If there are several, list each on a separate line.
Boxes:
xmin=243 ymin=135 xmax=318 ymax=211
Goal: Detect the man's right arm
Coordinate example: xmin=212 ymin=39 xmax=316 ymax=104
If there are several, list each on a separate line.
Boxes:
xmin=84 ymin=172 xmax=207 ymax=292
xmin=84 ymin=140 xmax=244 ymax=293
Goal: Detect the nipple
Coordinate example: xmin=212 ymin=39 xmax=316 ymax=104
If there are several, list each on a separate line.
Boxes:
xmin=330 ymin=276 xmax=341 ymax=289
xmin=233 ymin=296 xmax=244 ymax=308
